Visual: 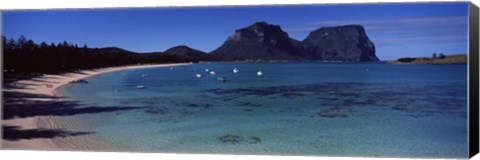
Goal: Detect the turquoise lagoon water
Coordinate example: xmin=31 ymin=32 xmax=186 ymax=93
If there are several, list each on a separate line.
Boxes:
xmin=57 ymin=62 xmax=468 ymax=158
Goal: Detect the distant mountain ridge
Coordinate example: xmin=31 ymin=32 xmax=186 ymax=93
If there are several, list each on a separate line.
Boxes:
xmin=209 ymin=22 xmax=379 ymax=62
xmin=163 ymin=45 xmax=210 ymax=61
xmin=78 ymin=22 xmax=379 ymax=62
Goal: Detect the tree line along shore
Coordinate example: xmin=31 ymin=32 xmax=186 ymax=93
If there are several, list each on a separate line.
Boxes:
xmin=2 ymin=36 xmax=196 ymax=83
xmin=387 ymin=53 xmax=467 ymax=65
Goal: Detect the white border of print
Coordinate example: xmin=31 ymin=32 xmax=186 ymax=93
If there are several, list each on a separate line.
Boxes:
xmin=0 ymin=0 xmax=478 ymax=160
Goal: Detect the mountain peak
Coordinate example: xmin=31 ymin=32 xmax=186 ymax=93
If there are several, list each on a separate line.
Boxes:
xmin=251 ymin=21 xmax=270 ymax=27
xmin=303 ymin=24 xmax=378 ymax=61
xmin=210 ymin=22 xmax=302 ymax=61
xmin=166 ymin=45 xmax=192 ymax=51
xmin=211 ymin=23 xmax=379 ymax=62
xmin=164 ymin=45 xmax=209 ymax=61
xmin=227 ymin=21 xmax=288 ymax=42
xmin=310 ymin=24 xmax=366 ymax=36
xmin=320 ymin=24 xmax=364 ymax=29
xmin=247 ymin=21 xmax=282 ymax=31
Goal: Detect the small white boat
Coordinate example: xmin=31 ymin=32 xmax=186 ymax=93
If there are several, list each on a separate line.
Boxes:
xmin=217 ymin=77 xmax=227 ymax=82
xmin=196 ymin=73 xmax=202 ymax=78
xmin=136 ymin=85 xmax=145 ymax=89
xmin=257 ymin=71 xmax=263 ymax=76
xmin=141 ymin=74 xmax=149 ymax=77
xmin=205 ymin=69 xmax=209 ymax=72
xmin=209 ymin=71 xmax=216 ymax=75
xmin=170 ymin=67 xmax=174 ymax=71
xmin=233 ymin=68 xmax=239 ymax=73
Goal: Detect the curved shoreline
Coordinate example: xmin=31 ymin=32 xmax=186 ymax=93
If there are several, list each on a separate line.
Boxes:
xmin=2 ymin=63 xmax=190 ymax=150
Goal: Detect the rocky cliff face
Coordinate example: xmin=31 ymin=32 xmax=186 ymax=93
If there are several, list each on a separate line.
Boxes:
xmin=210 ymin=22 xmax=306 ymax=61
xmin=302 ymin=25 xmax=378 ymax=61
xmin=210 ymin=22 xmax=379 ymax=62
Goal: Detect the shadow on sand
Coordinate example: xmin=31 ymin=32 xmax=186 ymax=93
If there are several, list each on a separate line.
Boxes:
xmin=2 ymin=90 xmax=144 ymax=141
xmin=2 ymin=125 xmax=93 ymax=141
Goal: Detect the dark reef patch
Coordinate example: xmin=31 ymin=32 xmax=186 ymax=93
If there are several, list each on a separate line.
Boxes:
xmin=120 ymin=97 xmax=173 ymax=106
xmin=235 ymin=101 xmax=263 ymax=107
xmin=205 ymin=82 xmax=467 ymax=118
xmin=122 ymin=97 xmax=213 ymax=109
xmin=145 ymin=107 xmax=167 ymax=115
xmin=317 ymin=106 xmax=350 ymax=118
xmin=112 ymin=83 xmax=469 ymax=121
xmin=184 ymin=103 xmax=212 ymax=109
xmin=218 ymin=134 xmax=262 ymax=144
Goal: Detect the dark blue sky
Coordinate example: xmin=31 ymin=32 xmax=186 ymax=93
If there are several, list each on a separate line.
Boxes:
xmin=2 ymin=2 xmax=469 ymax=60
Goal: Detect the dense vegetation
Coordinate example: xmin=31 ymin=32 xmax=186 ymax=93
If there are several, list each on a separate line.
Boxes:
xmin=2 ymin=36 xmax=193 ymax=83
xmin=397 ymin=57 xmax=416 ymax=63
xmin=387 ymin=54 xmax=467 ymax=65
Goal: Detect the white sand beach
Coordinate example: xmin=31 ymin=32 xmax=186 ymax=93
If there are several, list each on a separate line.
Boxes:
xmin=2 ymin=63 xmax=190 ymax=150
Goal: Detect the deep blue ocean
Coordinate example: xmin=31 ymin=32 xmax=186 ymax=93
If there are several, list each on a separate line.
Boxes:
xmin=57 ymin=62 xmax=468 ymax=158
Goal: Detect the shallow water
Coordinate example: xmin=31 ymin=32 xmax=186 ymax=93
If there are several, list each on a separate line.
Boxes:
xmin=57 ymin=62 xmax=468 ymax=158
